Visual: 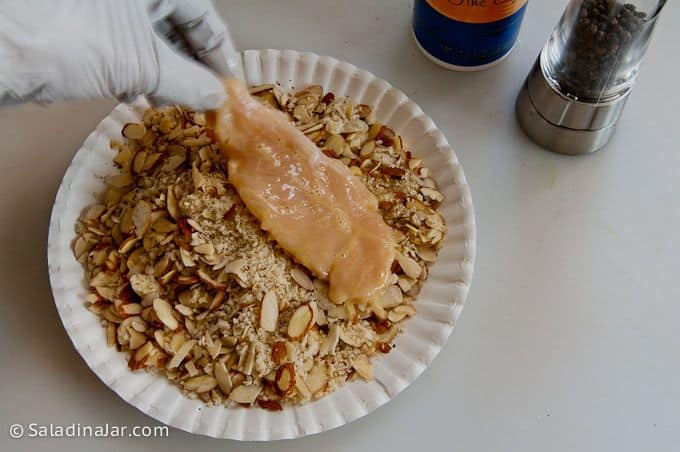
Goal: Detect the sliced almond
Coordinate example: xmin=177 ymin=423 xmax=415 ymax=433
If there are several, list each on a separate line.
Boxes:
xmin=275 ymin=363 xmax=295 ymax=396
xmin=287 ymin=303 xmax=314 ymax=340
xmin=132 ymin=150 xmax=147 ymax=174
xmin=416 ymin=247 xmax=437 ymax=262
xmin=90 ymin=271 xmax=118 ymax=288
xmin=180 ymin=247 xmax=195 ymax=267
xmin=153 ymin=298 xmax=178 ymax=330
xmin=197 ymin=269 xmax=227 ymax=290
xmin=290 ymin=267 xmax=314 ymax=290
xmin=120 ymin=303 xmax=142 ymax=316
xmin=142 ymin=152 xmax=163 ymax=171
xmin=387 ymin=310 xmax=407 ymax=323
xmin=214 ymin=361 xmax=232 ymax=395
xmin=167 ymin=339 xmax=196 ymax=369
xmin=94 ymin=286 xmax=115 ymax=301
xmin=166 ymin=186 xmax=179 ymax=220
xmin=184 ymin=375 xmax=217 ymax=393
xmin=271 ymin=341 xmax=287 ymax=365
xmin=396 ymin=253 xmax=422 ymax=279
xmin=113 ymin=147 xmax=135 ymax=169
xmin=108 ymin=172 xmax=134 ymax=188
xmin=338 ymin=326 xmax=361 ymax=347
xmin=132 ymin=200 xmax=152 ymax=238
xmin=305 ymin=363 xmax=329 ymax=395
xmin=128 ymin=329 xmax=147 ymax=350
xmin=122 ymin=122 xmax=146 ymax=140
xmin=295 ymin=376 xmax=312 ymax=400
xmin=238 ymin=344 xmax=255 ymax=376
xmin=319 ymin=325 xmax=340 ymax=357
xmin=259 ymin=290 xmax=279 ymax=332
xmin=229 ymin=384 xmax=261 ymax=405
xmin=377 ymin=284 xmax=403 ymax=309
xmin=351 ymin=354 xmax=373 ymax=381
xmin=129 ymin=274 xmax=159 ymax=297
xmin=421 ymin=186 xmax=444 ymax=203
xmin=393 ymin=304 xmax=416 ymax=317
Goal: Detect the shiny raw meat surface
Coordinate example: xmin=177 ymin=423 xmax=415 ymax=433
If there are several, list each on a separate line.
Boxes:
xmin=209 ymin=80 xmax=395 ymax=304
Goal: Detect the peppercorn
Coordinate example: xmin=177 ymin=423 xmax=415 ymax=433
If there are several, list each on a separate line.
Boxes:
xmin=553 ymin=0 xmax=647 ymax=101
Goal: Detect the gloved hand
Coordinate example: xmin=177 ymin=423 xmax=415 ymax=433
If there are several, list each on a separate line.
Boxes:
xmin=0 ymin=0 xmax=237 ymax=110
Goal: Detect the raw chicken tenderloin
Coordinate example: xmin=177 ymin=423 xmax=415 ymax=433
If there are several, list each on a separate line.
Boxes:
xmin=209 ymin=79 xmax=395 ymax=304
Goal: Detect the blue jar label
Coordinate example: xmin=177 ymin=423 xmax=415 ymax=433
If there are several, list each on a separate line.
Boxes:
xmin=413 ymin=0 xmax=528 ymax=68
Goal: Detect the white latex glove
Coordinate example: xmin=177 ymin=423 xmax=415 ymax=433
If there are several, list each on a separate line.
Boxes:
xmin=0 ymin=0 xmax=237 ymax=110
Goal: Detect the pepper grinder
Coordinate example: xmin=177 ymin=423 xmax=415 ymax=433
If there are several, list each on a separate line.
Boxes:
xmin=516 ymin=0 xmax=666 ymax=155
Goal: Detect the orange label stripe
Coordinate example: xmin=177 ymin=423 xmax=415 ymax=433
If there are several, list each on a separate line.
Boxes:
xmin=426 ymin=0 xmax=527 ymax=24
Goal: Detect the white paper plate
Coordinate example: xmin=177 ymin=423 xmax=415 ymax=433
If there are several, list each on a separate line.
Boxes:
xmin=47 ymin=49 xmax=476 ymax=440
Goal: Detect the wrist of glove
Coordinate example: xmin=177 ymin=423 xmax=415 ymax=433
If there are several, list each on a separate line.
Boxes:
xmin=0 ymin=0 xmax=236 ymax=111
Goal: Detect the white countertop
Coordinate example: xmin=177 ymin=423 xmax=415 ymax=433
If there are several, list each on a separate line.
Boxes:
xmin=1 ymin=1 xmax=678 ymax=451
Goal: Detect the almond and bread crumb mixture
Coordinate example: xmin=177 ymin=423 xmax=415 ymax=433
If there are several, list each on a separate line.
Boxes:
xmin=72 ymin=84 xmax=447 ymax=409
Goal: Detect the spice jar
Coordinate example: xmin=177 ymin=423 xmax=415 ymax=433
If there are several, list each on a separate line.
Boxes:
xmin=516 ymin=0 xmax=666 ymax=155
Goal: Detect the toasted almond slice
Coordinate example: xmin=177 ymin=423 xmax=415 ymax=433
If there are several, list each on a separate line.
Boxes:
xmin=271 ymin=341 xmax=287 ymax=365
xmin=166 ymin=186 xmax=180 ymax=220
xmin=421 ymin=186 xmax=444 ymax=203
xmin=113 ymin=147 xmax=135 ymax=168
xmin=197 ymin=269 xmax=227 ymax=290
xmin=153 ymin=298 xmax=178 ymax=330
xmin=287 ymin=303 xmax=314 ymax=340
xmin=244 ymin=345 xmax=256 ymax=375
xmin=416 ymin=247 xmax=437 ymax=262
xmin=94 ymin=286 xmax=115 ymax=301
xmin=378 ymin=284 xmax=403 ymax=308
xmin=168 ymin=332 xmax=187 ymax=354
xmin=393 ymin=304 xmax=416 ymax=317
xmin=229 ymin=384 xmax=261 ymax=404
xmin=106 ymin=323 xmax=116 ymax=347
xmin=214 ymin=361 xmax=232 ymax=395
xmin=73 ymin=236 xmax=88 ymax=259
xmin=184 ymin=375 xmax=217 ymax=393
xmin=223 ymin=259 xmax=248 ymax=282
xmin=129 ymin=274 xmax=160 ymax=296
xmin=319 ymin=325 xmax=340 ymax=357
xmin=90 ymin=271 xmax=118 ymax=288
xmin=387 ymin=310 xmax=407 ymax=323
xmin=275 ymin=363 xmax=296 ymax=396
xmin=259 ymin=290 xmax=279 ymax=332
xmin=108 ymin=172 xmax=134 ymax=188
xmin=159 ymin=269 xmax=177 ymax=286
xmin=142 ymin=152 xmax=163 ymax=171
xmin=122 ymin=122 xmax=146 ymax=140
xmin=351 ymin=354 xmax=373 ymax=381
xmin=295 ymin=376 xmax=312 ymax=400
xmin=397 ymin=276 xmax=412 ymax=293
xmin=205 ymin=333 xmax=221 ymax=359
xmin=184 ymin=360 xmax=199 ymax=377
xmin=120 ymin=303 xmax=142 ymax=316
xmin=290 ymin=267 xmax=314 ymax=290
xmin=193 ymin=243 xmax=214 ymax=255
xmin=167 ymin=339 xmax=196 ymax=369
xmin=175 ymin=304 xmax=193 ymax=317
xmin=180 ymin=248 xmax=195 ymax=267
xmin=338 ymin=326 xmax=361 ymax=347
xmin=208 ymin=290 xmax=225 ymax=311
xmin=305 ymin=363 xmax=329 ymax=395
xmin=132 ymin=200 xmax=152 ymax=238
xmin=128 ymin=329 xmax=147 ymax=350
xmin=397 ymin=253 xmax=422 ymax=279
xmin=132 ymin=150 xmax=147 ymax=174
